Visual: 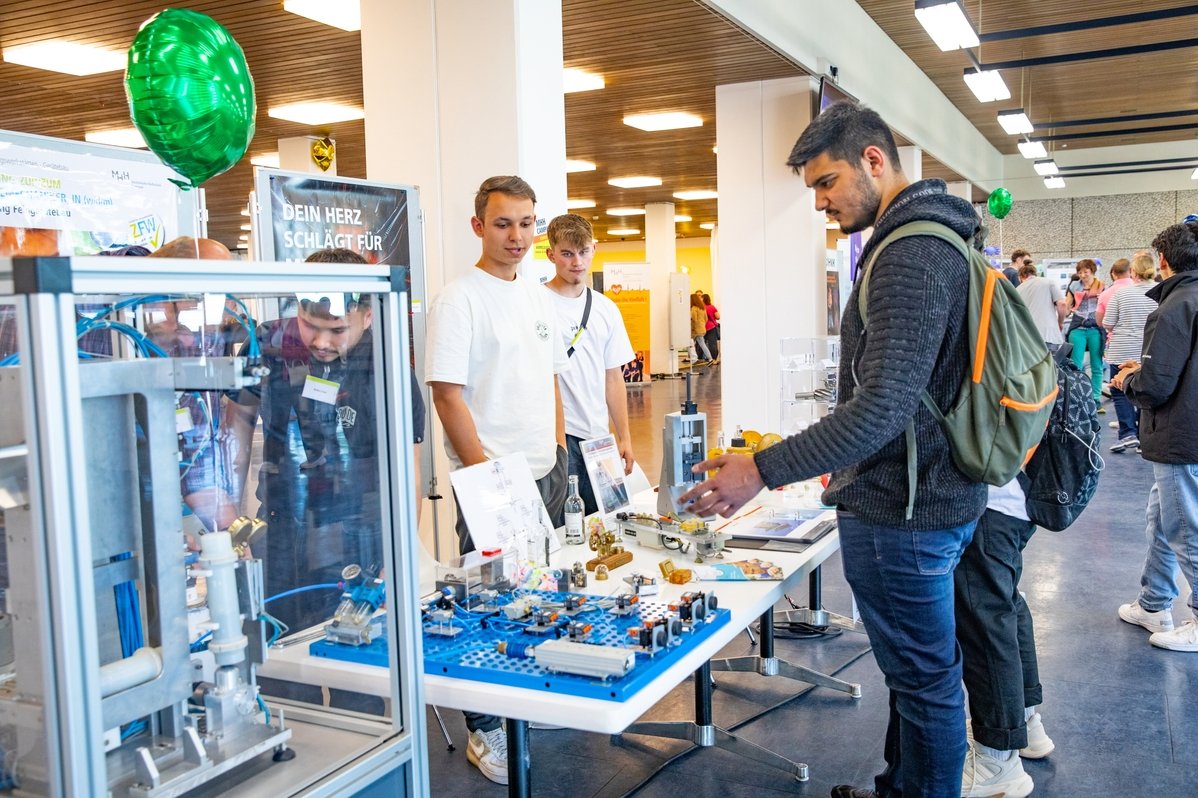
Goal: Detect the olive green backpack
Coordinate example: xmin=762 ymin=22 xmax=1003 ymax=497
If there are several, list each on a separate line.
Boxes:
xmin=858 ymin=221 xmax=1057 ymax=519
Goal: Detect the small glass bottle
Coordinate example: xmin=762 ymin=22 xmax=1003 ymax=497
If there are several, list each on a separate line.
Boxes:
xmin=564 ymin=475 xmax=585 ymax=544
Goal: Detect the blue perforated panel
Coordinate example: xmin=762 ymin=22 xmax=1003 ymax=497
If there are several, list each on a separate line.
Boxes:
xmin=309 ymin=590 xmax=730 ymax=701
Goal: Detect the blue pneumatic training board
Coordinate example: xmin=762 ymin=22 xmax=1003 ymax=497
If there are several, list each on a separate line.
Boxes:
xmin=308 ymin=589 xmax=730 ymax=701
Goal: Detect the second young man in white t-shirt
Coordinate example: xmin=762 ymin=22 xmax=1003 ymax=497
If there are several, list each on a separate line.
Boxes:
xmin=543 ymin=214 xmax=635 ymax=516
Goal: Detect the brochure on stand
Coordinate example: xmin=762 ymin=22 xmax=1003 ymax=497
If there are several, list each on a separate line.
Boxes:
xmin=579 ymin=434 xmax=631 ymax=515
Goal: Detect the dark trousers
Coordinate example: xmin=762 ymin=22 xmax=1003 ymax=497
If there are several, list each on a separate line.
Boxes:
xmin=565 ymin=434 xmax=599 ymax=517
xmin=455 ymin=445 xmax=568 ymax=733
xmin=954 ymin=508 xmax=1043 ymax=751
xmin=1109 ymin=363 xmax=1140 ymax=441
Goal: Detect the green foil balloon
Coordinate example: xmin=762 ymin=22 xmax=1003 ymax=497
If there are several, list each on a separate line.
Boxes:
xmin=125 ymin=9 xmax=256 ymax=188
xmin=987 ymin=187 xmax=1013 ymax=219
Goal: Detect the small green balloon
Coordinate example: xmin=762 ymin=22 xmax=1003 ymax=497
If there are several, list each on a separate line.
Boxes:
xmin=988 ymin=187 xmax=1013 ymax=219
xmin=125 ymin=9 xmax=256 ymax=188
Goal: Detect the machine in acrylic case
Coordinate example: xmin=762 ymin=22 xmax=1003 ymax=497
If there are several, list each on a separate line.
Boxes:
xmin=0 ymin=255 xmax=427 ymax=797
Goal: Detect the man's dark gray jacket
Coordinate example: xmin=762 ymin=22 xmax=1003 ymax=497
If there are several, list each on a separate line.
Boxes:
xmin=754 ymin=179 xmax=987 ymax=530
xmin=1123 ymin=271 xmax=1198 ymax=464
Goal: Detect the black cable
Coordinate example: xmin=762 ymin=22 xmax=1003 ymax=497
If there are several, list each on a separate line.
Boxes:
xmin=615 ymin=646 xmax=873 ymax=797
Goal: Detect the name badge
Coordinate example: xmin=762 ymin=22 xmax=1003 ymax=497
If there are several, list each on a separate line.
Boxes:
xmin=302 ymin=375 xmax=340 ymax=405
xmin=175 ymin=406 xmax=193 ymax=434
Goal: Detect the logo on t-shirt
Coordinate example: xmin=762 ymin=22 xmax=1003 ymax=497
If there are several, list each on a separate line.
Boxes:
xmin=535 ymin=320 xmax=549 ymax=340
xmin=337 ymin=405 xmax=358 ymax=429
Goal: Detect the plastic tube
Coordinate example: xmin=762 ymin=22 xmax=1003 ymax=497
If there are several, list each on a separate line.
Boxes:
xmin=99 ymin=647 xmax=163 ymax=698
xmin=199 ymin=532 xmax=248 ymax=667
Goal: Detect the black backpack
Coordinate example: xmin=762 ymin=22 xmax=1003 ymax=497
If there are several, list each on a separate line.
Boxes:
xmin=1022 ymin=347 xmax=1104 ymax=531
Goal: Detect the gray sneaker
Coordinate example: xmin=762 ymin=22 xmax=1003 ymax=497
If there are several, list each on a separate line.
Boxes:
xmin=961 ymin=744 xmax=1033 ymax=797
xmin=1119 ymin=601 xmax=1175 ymax=633
xmin=1020 ymin=711 xmax=1054 ymax=759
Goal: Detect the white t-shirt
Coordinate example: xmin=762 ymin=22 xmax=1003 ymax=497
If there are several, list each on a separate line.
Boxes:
xmin=986 ymin=477 xmax=1029 ymax=522
xmin=547 ymin=287 xmax=635 ymax=440
xmin=1016 ymin=275 xmax=1064 ymax=345
xmin=425 ymin=267 xmax=569 ymax=477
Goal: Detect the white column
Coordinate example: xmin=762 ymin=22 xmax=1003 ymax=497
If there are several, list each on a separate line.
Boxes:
xmin=946 ymin=181 xmax=972 ymax=202
xmin=278 ymin=135 xmax=337 ymax=175
xmin=644 ymin=201 xmax=677 ymax=373
xmin=898 ymin=145 xmax=922 ymax=182
xmin=715 ymin=76 xmax=824 ymax=436
xmin=361 ymin=0 xmax=567 ymax=557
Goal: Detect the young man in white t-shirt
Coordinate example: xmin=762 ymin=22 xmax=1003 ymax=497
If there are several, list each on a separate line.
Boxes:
xmin=543 ymin=214 xmax=635 ymax=517
xmin=424 ymin=175 xmax=568 ymax=785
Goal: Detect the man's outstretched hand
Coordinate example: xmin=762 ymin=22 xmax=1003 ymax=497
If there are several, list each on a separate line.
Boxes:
xmin=677 ymin=453 xmax=765 ymax=518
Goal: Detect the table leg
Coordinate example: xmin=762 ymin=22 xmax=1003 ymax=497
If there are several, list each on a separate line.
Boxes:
xmin=505 ymin=717 xmax=530 ymax=798
xmin=776 ymin=563 xmax=866 ymax=635
xmin=711 ymin=604 xmax=863 ymax=698
xmin=621 ymin=661 xmax=808 ymax=780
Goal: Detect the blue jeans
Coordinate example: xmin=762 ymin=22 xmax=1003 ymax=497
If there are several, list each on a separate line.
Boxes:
xmin=1108 ymin=364 xmax=1139 ymax=441
xmin=566 ymin=434 xmax=599 ymax=517
xmin=1136 ymin=462 xmax=1198 ymax=614
xmin=838 ymin=512 xmax=977 ymax=798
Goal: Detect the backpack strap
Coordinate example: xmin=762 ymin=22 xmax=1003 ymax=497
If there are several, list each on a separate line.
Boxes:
xmin=565 ymin=288 xmax=593 ymax=358
xmin=856 ymin=220 xmax=970 ymax=520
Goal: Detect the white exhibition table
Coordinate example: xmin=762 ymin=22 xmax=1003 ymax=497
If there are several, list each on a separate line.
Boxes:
xmin=260 ymin=488 xmax=840 ymax=736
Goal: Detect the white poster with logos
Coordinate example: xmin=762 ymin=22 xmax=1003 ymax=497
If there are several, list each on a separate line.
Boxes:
xmin=0 ymin=130 xmax=195 ymax=255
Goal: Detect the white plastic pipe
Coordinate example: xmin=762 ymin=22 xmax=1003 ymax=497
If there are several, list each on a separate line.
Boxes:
xmin=99 ymin=646 xmax=163 ymax=698
xmin=199 ymin=531 xmax=248 ymax=667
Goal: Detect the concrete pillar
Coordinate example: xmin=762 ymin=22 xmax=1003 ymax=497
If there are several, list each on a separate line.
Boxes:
xmin=360 ymin=0 xmax=567 ymax=556
xmin=715 ymin=76 xmax=824 ymax=437
xmin=644 ymin=201 xmax=677 ymax=373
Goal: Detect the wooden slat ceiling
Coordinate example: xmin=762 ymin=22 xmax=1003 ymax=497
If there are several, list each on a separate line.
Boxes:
xmin=562 ymin=0 xmax=805 ymax=240
xmin=857 ymin=1 xmax=1198 ymax=159
xmin=0 ymin=0 xmax=989 ymax=251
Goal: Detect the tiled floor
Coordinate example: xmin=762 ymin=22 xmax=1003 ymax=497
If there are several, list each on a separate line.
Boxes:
xmin=426 ymin=377 xmax=1197 ymax=797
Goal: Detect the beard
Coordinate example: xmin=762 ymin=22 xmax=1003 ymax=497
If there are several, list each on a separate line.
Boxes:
xmin=836 ymin=169 xmax=882 ymax=234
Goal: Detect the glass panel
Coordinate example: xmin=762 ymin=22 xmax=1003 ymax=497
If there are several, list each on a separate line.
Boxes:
xmin=0 ymin=284 xmax=411 ymax=795
xmin=0 ymin=301 xmax=40 ymax=793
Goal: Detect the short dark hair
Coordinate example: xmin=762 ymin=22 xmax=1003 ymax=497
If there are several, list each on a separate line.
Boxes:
xmin=786 ymin=102 xmax=901 ymax=173
xmin=1011 ymin=249 xmax=1030 ymax=264
xmin=1152 ymin=221 xmax=1198 ymax=273
xmin=1109 ymin=258 xmax=1130 ymax=277
xmin=305 ymin=247 xmax=367 ymax=265
xmin=303 ymin=248 xmax=371 ymax=315
xmin=1076 ymin=258 xmax=1097 ymax=275
xmin=474 ymin=175 xmax=536 ymax=221
xmin=1018 ymin=262 xmax=1038 ymax=280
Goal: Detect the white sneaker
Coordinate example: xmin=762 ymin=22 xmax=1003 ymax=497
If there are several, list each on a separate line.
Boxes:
xmin=466 ymin=727 xmax=508 ymax=785
xmin=1020 ymin=712 xmax=1055 ymax=759
xmin=961 ymin=744 xmax=1034 ymax=797
xmin=1119 ymin=601 xmax=1175 ymax=633
xmin=1108 ymin=420 xmax=1119 ymax=429
xmin=1149 ymin=619 xmax=1198 ymax=652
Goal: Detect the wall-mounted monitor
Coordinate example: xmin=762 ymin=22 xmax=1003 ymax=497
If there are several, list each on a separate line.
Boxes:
xmin=817 ymin=76 xmax=858 ymax=115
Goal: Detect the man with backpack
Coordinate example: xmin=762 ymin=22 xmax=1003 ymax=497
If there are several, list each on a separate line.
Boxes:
xmin=1112 ymin=220 xmax=1198 ymax=653
xmin=680 ymin=102 xmax=1059 ymax=798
